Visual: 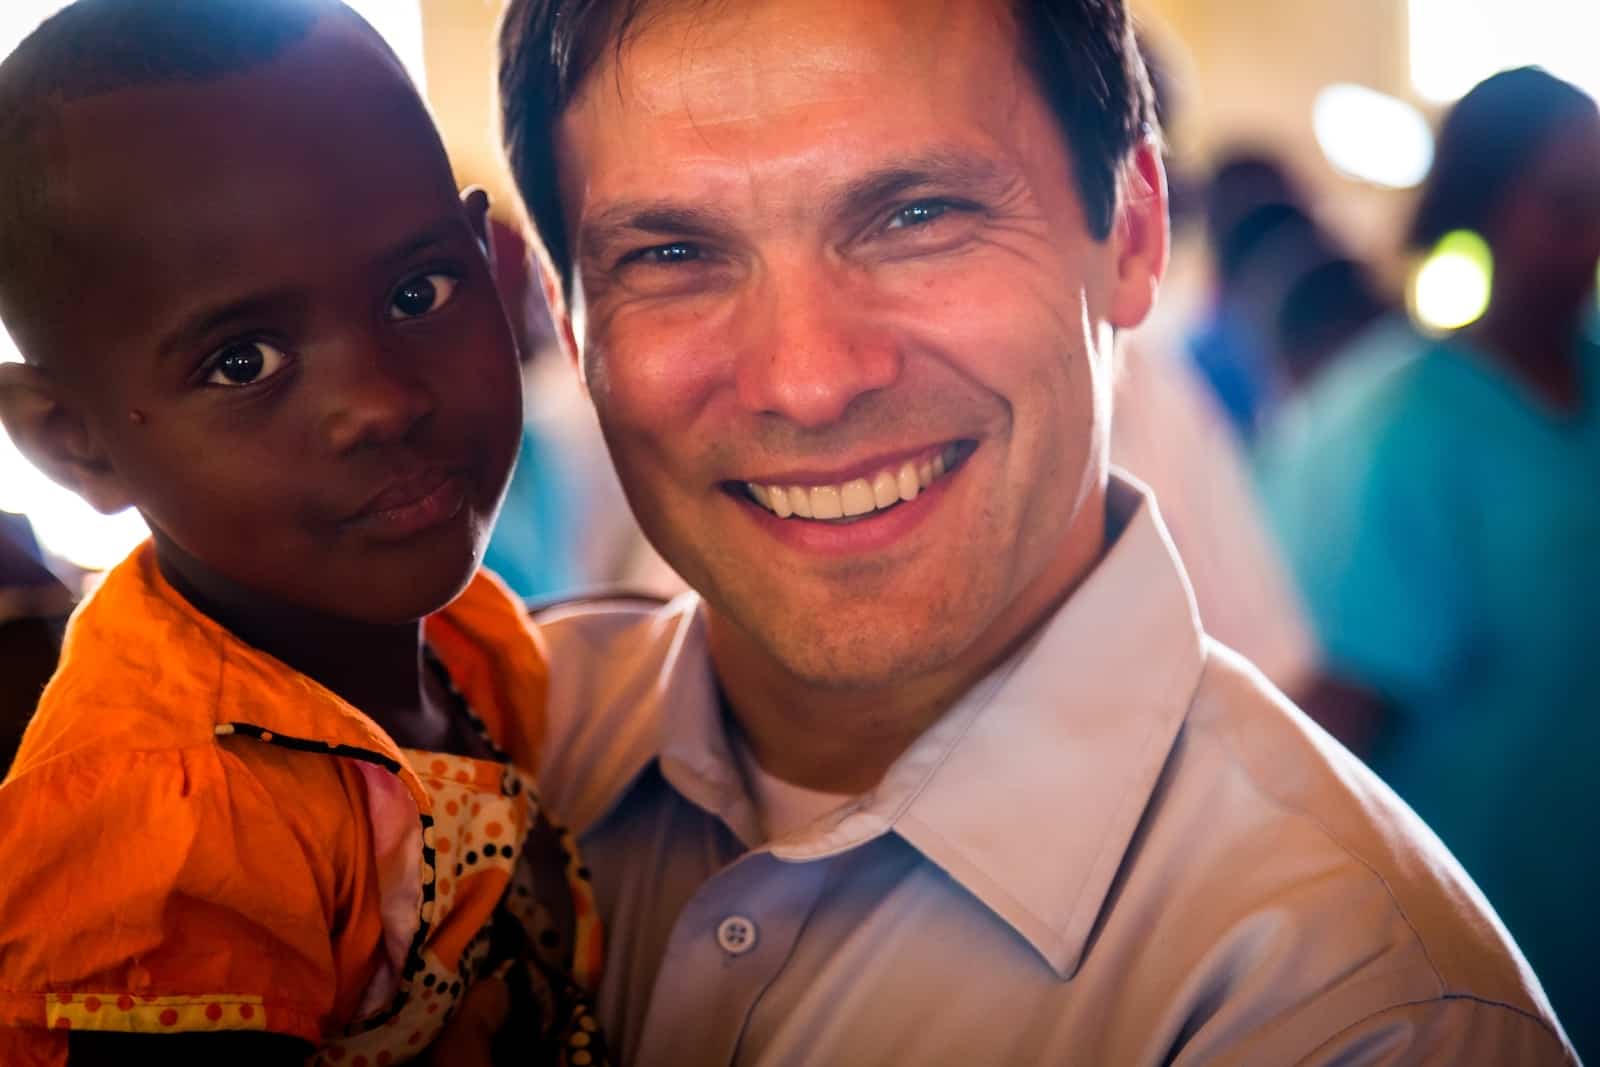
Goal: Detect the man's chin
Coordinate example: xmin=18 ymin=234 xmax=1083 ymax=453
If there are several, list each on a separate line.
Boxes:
xmin=737 ymin=612 xmax=982 ymax=698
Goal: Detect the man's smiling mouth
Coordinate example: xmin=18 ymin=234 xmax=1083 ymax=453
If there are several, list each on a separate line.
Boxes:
xmin=734 ymin=441 xmax=975 ymax=524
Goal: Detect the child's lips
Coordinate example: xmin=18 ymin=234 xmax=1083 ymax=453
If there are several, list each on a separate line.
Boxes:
xmin=343 ymin=467 xmax=467 ymax=540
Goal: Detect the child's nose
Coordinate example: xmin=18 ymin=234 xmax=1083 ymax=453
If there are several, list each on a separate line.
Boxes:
xmin=319 ymin=345 xmax=435 ymax=454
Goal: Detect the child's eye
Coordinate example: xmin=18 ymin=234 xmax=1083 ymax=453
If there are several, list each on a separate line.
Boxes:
xmin=204 ymin=340 xmax=289 ymax=387
xmin=388 ymin=272 xmax=460 ymax=320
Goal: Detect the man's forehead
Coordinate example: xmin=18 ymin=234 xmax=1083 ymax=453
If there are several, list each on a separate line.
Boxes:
xmin=569 ymin=0 xmax=1019 ymax=122
xmin=552 ymin=0 xmax=1062 ymax=248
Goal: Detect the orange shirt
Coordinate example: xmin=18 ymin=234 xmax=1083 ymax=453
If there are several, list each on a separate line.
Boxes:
xmin=0 ymin=544 xmax=601 ymax=1065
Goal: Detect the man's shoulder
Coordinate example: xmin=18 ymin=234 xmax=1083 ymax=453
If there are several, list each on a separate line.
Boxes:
xmin=533 ymin=592 xmax=700 ymax=830
xmin=1153 ymin=641 xmax=1560 ymax=1031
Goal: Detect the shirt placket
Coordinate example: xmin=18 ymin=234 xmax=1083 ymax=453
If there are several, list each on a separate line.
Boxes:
xmin=632 ymin=851 xmax=832 ymax=1067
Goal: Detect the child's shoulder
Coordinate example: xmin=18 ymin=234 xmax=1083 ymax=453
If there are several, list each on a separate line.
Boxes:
xmin=10 ymin=545 xmax=230 ymax=774
xmin=0 ymin=554 xmax=390 ymax=1046
xmin=13 ymin=541 xmax=399 ymax=775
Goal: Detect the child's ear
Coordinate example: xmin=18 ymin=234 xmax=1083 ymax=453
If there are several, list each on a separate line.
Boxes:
xmin=0 ymin=361 xmax=137 ymax=515
xmin=461 ymin=187 xmax=495 ymax=270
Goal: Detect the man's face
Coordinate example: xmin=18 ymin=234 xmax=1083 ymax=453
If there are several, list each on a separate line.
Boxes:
xmin=47 ymin=21 xmax=522 ymax=623
xmin=555 ymin=0 xmax=1162 ymax=690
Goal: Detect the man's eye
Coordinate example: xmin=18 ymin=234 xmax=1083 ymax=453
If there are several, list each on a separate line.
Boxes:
xmin=886 ymin=201 xmax=953 ymax=230
xmin=623 ymin=243 xmax=701 ymax=267
xmin=204 ymin=340 xmax=289 ymax=387
xmin=388 ymin=272 xmax=459 ymax=320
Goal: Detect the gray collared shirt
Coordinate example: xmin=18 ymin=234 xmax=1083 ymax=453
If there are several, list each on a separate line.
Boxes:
xmin=536 ymin=477 xmax=1575 ymax=1066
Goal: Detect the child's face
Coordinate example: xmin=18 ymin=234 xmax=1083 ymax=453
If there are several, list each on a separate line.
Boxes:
xmin=49 ymin=22 xmax=523 ymax=623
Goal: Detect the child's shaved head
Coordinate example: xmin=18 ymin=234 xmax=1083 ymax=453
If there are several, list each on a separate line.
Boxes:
xmin=0 ymin=0 xmax=404 ymax=363
xmin=0 ymin=0 xmax=524 ymax=627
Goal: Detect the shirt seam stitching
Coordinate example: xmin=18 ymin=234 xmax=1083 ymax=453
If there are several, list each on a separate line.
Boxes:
xmin=1194 ymin=708 xmax=1451 ymax=1000
xmin=1290 ymin=992 xmax=1567 ymax=1064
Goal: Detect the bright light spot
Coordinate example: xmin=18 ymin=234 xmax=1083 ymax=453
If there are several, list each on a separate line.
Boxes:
xmin=1411 ymin=0 xmax=1600 ymax=104
xmin=344 ymin=0 xmax=428 ymax=92
xmin=0 ymin=330 xmax=150 ymax=571
xmin=1314 ymin=84 xmax=1435 ymax=189
xmin=1409 ymin=230 xmax=1493 ymax=332
xmin=0 ymin=2 xmax=56 ymax=59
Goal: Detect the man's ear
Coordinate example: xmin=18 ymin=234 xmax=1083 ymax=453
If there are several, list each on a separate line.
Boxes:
xmin=1106 ymin=139 xmax=1171 ymax=331
xmin=0 ymin=361 xmax=136 ymax=514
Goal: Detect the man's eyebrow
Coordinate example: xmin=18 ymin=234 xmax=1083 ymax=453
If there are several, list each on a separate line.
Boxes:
xmin=577 ymin=152 xmax=1011 ymax=256
xmin=823 ymin=152 xmax=1012 ymax=219
xmin=578 ymin=204 xmax=732 ymax=257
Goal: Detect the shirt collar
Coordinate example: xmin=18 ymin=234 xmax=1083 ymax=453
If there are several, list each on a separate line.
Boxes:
xmin=883 ymin=476 xmax=1205 ymax=977
xmin=601 ymin=476 xmax=1208 ymax=977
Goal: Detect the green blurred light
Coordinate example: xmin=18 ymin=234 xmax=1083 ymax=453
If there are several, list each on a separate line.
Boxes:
xmin=1410 ymin=229 xmax=1493 ymax=332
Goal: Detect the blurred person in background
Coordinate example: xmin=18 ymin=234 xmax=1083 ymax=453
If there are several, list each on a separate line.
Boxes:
xmin=0 ymin=510 xmax=73 ymax=768
xmin=1187 ymin=155 xmax=1333 ymax=441
xmin=1111 ymin=339 xmax=1319 ymax=694
xmin=1113 ymin=34 xmax=1317 ymax=695
xmin=1258 ymin=67 xmax=1600 ymax=1060
xmin=1270 ymin=255 xmax=1392 ymax=393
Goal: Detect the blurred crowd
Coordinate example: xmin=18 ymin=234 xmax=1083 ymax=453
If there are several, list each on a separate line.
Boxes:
xmin=2 ymin=33 xmax=1597 ymax=1065
xmin=1126 ymin=64 xmax=1600 ymax=1058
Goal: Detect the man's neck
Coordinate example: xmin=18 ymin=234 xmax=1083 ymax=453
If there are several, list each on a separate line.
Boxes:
xmin=153 ymin=536 xmax=428 ymax=727
xmin=709 ymin=486 xmax=1109 ymax=795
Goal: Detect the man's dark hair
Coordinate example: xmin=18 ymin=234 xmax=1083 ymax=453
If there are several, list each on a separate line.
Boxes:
xmin=1409 ymin=66 xmax=1598 ymax=251
xmin=497 ymin=0 xmax=1157 ymax=294
xmin=0 ymin=0 xmax=390 ymax=361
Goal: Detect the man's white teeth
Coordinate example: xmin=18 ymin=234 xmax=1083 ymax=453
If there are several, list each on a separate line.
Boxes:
xmin=748 ymin=444 xmax=962 ymax=521
xmin=811 ymin=485 xmax=844 ymax=520
xmin=897 ymin=464 xmax=920 ymax=502
xmin=872 ymin=471 xmax=899 ymax=508
xmin=841 ymin=479 xmax=875 ymax=517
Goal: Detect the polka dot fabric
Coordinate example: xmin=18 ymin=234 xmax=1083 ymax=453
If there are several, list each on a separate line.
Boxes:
xmin=44 ymin=993 xmax=265 ymax=1034
xmin=304 ymin=701 xmax=607 ymax=1063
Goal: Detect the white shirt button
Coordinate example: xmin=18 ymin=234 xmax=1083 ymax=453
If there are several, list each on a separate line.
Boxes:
xmin=716 ymin=915 xmax=758 ymax=955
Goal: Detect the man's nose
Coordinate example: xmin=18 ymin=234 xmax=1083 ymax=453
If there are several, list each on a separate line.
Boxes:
xmin=732 ymin=262 xmax=902 ymax=428
xmin=319 ymin=335 xmax=436 ymax=454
